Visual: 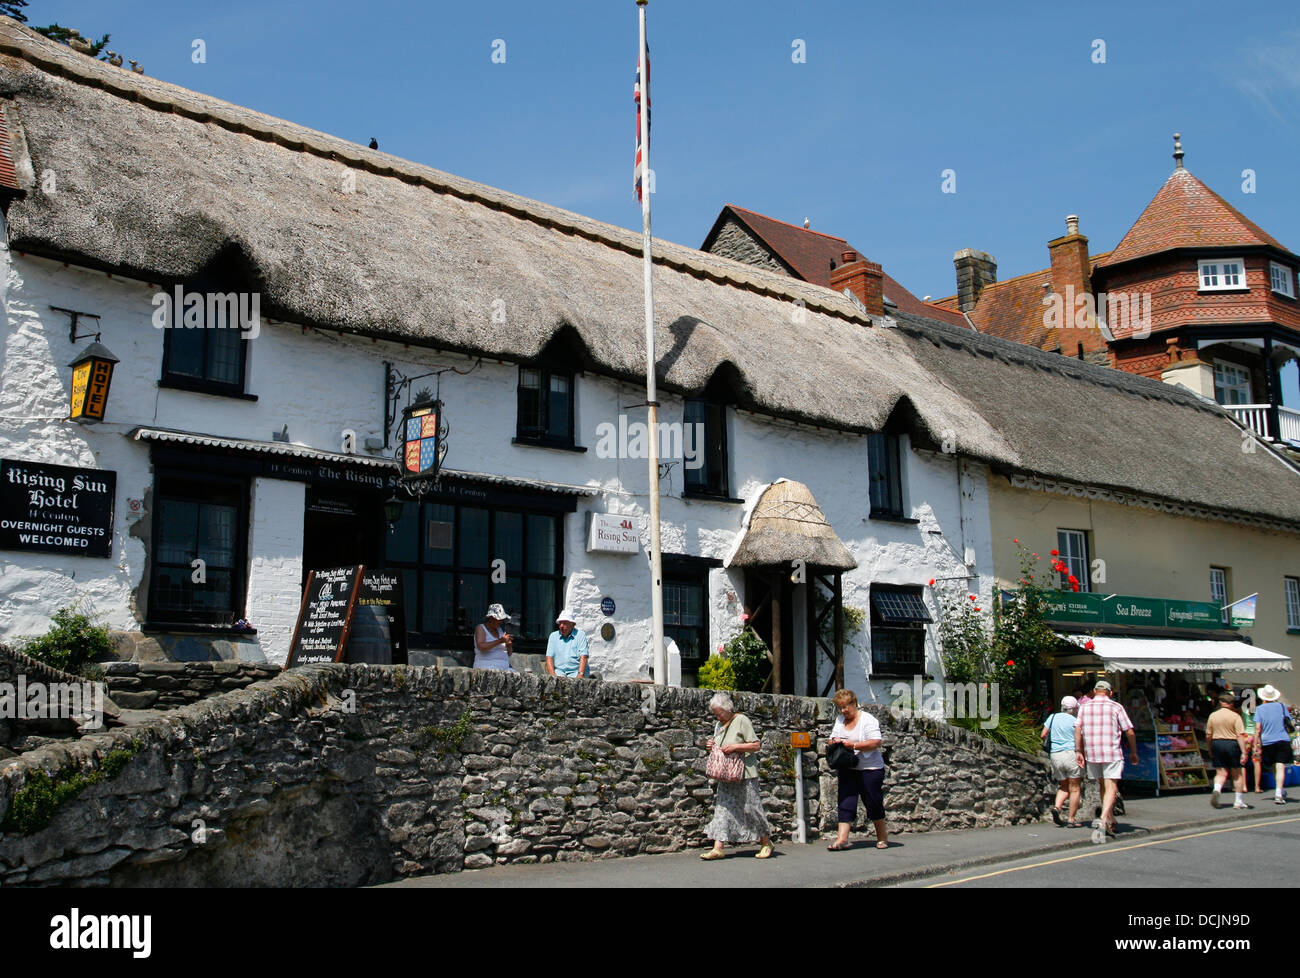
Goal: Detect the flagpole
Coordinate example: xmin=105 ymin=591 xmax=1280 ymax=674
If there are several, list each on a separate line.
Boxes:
xmin=637 ymin=0 xmax=666 ymax=686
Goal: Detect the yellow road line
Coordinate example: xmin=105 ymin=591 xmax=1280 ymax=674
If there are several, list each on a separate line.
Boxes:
xmin=926 ymin=815 xmax=1300 ymax=887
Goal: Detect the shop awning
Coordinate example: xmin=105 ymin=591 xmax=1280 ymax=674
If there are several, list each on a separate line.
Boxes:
xmin=1060 ymin=634 xmax=1292 ymax=673
xmin=871 ymin=589 xmax=933 ymax=624
xmin=128 ymin=427 xmax=598 ymax=496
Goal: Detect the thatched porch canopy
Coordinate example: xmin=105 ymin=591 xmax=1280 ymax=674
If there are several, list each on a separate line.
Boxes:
xmin=728 ymin=480 xmax=856 ymax=571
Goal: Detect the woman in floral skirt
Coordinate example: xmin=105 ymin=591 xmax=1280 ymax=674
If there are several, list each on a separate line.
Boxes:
xmin=700 ymin=692 xmax=773 ymax=860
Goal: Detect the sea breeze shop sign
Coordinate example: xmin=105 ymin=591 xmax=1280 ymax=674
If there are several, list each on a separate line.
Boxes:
xmin=0 ymin=458 xmax=115 ymax=558
xmin=1013 ymin=590 xmax=1224 ymax=631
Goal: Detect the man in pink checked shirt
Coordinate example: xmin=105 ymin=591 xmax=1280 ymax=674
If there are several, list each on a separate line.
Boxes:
xmin=1074 ymin=680 xmax=1138 ymax=844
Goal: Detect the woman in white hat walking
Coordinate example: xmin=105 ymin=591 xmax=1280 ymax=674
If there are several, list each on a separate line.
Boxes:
xmin=473 ymin=604 xmax=514 ymax=670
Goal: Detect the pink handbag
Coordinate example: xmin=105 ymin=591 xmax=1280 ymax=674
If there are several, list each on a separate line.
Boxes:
xmin=705 ymin=718 xmax=745 ymax=783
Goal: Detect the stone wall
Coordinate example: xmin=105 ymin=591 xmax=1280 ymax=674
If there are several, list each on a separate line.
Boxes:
xmin=0 ymin=665 xmax=1051 ymax=886
xmin=705 ymin=218 xmax=789 ymax=275
xmin=101 ymin=661 xmax=282 ymax=710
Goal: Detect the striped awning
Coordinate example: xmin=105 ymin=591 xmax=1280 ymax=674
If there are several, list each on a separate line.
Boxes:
xmin=1060 ymin=634 xmax=1292 ymax=673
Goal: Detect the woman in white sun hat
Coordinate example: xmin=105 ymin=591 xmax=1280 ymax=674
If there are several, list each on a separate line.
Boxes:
xmin=1254 ymin=685 xmax=1294 ymax=805
xmin=473 ymin=604 xmax=514 ymax=671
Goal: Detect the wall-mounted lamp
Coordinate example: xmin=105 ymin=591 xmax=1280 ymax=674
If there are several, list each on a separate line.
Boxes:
xmin=68 ymin=342 xmax=119 ymax=424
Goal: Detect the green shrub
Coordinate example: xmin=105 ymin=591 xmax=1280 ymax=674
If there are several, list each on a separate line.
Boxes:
xmin=19 ymin=605 xmax=114 ymax=676
xmin=950 ymin=709 xmax=1043 ymax=755
xmin=722 ymin=628 xmax=771 ymax=693
xmin=695 ymin=655 xmax=735 ymax=691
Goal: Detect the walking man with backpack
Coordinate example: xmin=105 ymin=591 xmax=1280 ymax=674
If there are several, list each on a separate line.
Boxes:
xmin=1074 ymin=680 xmax=1138 ymax=844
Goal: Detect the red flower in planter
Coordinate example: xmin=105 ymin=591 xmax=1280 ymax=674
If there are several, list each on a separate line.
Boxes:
xmin=1071 ymin=584 xmax=1080 ymax=592
xmin=1013 ymin=538 xmax=1020 ymax=544
xmin=969 ymin=594 xmax=977 ymax=601
xmin=928 ymin=579 xmax=935 ymax=587
xmin=1067 ymin=574 xmax=1079 ymax=585
xmin=740 ymin=612 xmax=750 ymax=622
xmin=1050 ymin=549 xmax=1059 ymax=556
xmin=1006 ymin=659 xmax=1014 ymax=666
xmin=1084 ymin=639 xmax=1096 ymax=651
xmin=974 ymin=607 xmax=981 ymax=612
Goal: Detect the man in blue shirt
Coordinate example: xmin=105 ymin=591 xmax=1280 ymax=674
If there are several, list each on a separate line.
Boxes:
xmin=1254 ymin=685 xmax=1294 ymax=805
xmin=546 ymin=609 xmax=589 ymax=678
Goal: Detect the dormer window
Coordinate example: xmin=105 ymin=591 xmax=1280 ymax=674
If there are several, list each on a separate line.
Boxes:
xmin=1198 ymin=259 xmax=1245 ymax=292
xmin=1270 ymin=261 xmax=1296 ymax=298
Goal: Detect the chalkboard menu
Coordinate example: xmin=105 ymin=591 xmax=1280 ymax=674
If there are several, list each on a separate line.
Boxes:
xmin=285 ymin=566 xmax=364 ymax=668
xmin=347 ymin=570 xmax=408 ymax=665
xmin=0 ymin=458 xmax=115 ymax=558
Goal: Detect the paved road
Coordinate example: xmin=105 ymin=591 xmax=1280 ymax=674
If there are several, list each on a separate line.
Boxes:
xmin=900 ymin=814 xmax=1300 ymax=888
xmin=384 ymin=793 xmax=1300 ymax=889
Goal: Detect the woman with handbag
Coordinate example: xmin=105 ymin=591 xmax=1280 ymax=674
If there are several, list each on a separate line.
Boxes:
xmin=826 ymin=688 xmax=889 ymax=851
xmin=700 ymin=692 xmax=773 ymax=860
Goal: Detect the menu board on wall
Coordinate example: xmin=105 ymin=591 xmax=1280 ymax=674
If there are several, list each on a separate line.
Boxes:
xmin=285 ymin=566 xmax=364 ymax=668
xmin=347 ymin=570 xmax=409 ymax=665
xmin=0 ymin=458 xmax=115 ymax=558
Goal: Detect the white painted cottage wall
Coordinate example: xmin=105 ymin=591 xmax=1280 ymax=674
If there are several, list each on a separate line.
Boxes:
xmin=0 ymin=242 xmax=993 ymax=693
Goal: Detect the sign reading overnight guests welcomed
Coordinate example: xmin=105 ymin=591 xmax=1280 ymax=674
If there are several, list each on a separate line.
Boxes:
xmin=1003 ymin=590 xmax=1225 ymax=631
xmin=0 ymin=458 xmax=115 ymax=558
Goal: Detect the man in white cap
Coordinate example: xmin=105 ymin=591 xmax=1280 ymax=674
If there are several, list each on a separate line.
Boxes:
xmin=1254 ymin=685 xmax=1294 ymax=805
xmin=546 ymin=609 xmax=589 ymax=678
xmin=1074 ymin=679 xmax=1137 ymax=843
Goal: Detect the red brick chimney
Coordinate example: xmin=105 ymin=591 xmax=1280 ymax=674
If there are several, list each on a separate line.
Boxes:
xmin=1048 ymin=215 xmax=1107 ymax=359
xmin=829 ymin=250 xmax=884 ymax=316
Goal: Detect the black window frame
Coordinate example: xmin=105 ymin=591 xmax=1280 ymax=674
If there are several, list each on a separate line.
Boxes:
xmin=683 ymin=398 xmax=730 ymax=498
xmin=146 ymin=468 xmax=250 ymax=628
xmin=868 ymin=431 xmax=904 ymax=519
xmin=159 ymin=272 xmax=252 ymax=397
xmin=515 ymin=365 xmax=577 ymax=449
xmin=385 ymin=499 xmax=565 ymax=652
xmin=663 ymin=559 xmax=711 ymax=665
xmin=869 ymin=583 xmax=927 ymax=678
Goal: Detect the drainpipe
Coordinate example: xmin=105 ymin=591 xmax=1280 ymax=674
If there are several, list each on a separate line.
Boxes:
xmin=956 ymin=455 xmax=977 ymax=577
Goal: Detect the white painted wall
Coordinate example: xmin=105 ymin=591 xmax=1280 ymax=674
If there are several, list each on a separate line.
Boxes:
xmin=0 ymin=245 xmax=991 ymax=692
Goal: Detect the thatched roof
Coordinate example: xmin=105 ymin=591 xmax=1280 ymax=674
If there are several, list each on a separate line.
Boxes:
xmin=729 ymin=480 xmax=857 ymax=571
xmin=0 ymin=18 xmax=1296 ymax=528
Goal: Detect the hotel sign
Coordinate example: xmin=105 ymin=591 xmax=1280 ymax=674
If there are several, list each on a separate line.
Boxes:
xmin=1020 ymin=591 xmax=1224 ymax=631
xmin=587 ymin=513 xmax=640 ymax=554
xmin=0 ymin=459 xmax=115 ymax=558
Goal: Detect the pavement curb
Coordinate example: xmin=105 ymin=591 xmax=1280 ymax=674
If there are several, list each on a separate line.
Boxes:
xmin=840 ymin=805 xmax=1297 ymax=888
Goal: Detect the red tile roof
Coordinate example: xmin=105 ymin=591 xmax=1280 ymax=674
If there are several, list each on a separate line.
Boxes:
xmin=705 ymin=205 xmax=970 ymax=327
xmin=1102 ymin=167 xmax=1291 ymax=268
xmin=0 ymin=106 xmax=20 ymax=193
xmin=933 ymin=253 xmax=1113 ymax=350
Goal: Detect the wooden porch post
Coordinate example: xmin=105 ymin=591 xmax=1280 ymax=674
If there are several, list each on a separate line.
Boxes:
xmin=770 ymin=570 xmax=783 ymax=694
xmin=833 ymin=572 xmax=844 ymax=691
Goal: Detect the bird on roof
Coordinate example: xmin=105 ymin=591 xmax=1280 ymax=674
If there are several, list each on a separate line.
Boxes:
xmin=129 ymin=60 xmax=143 ymax=74
xmin=803 ymin=218 xmax=810 ymax=229
xmin=105 ymin=51 xmax=122 ymax=67
xmin=368 ymin=137 xmax=379 ymax=150
xmin=67 ymin=30 xmax=92 ymax=54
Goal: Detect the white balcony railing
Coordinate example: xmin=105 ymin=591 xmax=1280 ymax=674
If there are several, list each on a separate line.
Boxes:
xmin=1224 ymin=403 xmax=1300 ymax=447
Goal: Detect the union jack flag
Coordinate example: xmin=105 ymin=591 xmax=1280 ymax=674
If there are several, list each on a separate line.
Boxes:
xmin=634 ymin=44 xmax=650 ymax=202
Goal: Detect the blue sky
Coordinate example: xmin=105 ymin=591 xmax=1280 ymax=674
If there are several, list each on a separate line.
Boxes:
xmin=30 ymin=0 xmax=1300 ymax=396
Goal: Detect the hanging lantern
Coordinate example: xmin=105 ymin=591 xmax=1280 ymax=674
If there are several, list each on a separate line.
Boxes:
xmin=68 ymin=342 xmax=120 ymax=424
xmin=401 ymin=397 xmax=444 ymax=483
